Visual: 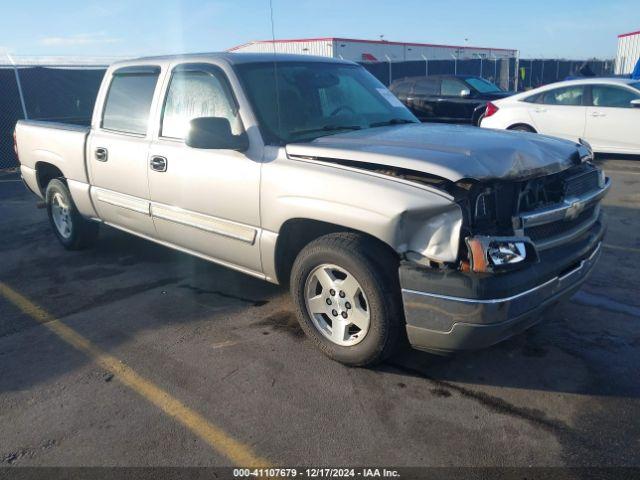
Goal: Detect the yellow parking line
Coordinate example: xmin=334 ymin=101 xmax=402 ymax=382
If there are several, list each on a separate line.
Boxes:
xmin=0 ymin=282 xmax=271 ymax=468
xmin=603 ymin=243 xmax=640 ymax=254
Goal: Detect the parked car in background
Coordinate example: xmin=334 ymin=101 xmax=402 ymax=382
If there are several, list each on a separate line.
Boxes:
xmin=481 ymin=78 xmax=640 ymax=155
xmin=389 ymin=75 xmax=512 ymax=125
xmin=15 ymin=53 xmax=609 ymax=366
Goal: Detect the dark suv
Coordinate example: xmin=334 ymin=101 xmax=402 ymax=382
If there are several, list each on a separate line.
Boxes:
xmin=389 ymin=75 xmax=513 ymax=125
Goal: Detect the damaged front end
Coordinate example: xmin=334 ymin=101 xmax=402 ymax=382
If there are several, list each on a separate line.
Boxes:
xmin=398 ymin=155 xmax=609 ymax=354
xmin=451 ymin=159 xmax=609 ymax=275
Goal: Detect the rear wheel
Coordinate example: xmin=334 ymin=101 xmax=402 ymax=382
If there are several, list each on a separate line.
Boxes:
xmin=46 ymin=179 xmax=99 ymax=250
xmin=290 ymin=232 xmax=403 ymax=366
xmin=509 ymin=124 xmax=536 ymax=133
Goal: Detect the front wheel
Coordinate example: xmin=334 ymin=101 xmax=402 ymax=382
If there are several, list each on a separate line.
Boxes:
xmin=290 ymin=232 xmax=403 ymax=366
xmin=46 ymin=179 xmax=99 ymax=250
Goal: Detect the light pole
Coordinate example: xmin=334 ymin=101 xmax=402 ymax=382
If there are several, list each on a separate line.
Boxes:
xmin=384 ymin=54 xmax=392 ymax=85
xmin=6 ymin=53 xmax=28 ymax=120
xmin=473 ymin=53 xmax=484 ymax=78
xmin=490 ymin=54 xmax=498 ymax=83
xmin=421 ymin=54 xmax=429 ymax=76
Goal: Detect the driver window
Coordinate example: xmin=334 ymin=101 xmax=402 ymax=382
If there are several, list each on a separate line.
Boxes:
xmin=441 ymin=78 xmax=468 ymax=97
xmin=161 ymin=69 xmax=241 ymax=139
xmin=591 ymin=85 xmax=639 ymax=108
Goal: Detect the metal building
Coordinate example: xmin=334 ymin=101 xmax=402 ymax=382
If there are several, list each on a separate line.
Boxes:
xmin=228 ymin=37 xmax=517 ymax=62
xmin=616 ymin=30 xmax=640 ymax=75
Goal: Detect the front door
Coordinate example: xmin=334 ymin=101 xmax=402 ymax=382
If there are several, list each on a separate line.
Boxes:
xmin=438 ymin=77 xmax=474 ymax=123
xmin=584 ymin=84 xmax=640 ymax=154
xmin=147 ymin=63 xmax=262 ymax=274
xmin=88 ymin=66 xmax=162 ymax=237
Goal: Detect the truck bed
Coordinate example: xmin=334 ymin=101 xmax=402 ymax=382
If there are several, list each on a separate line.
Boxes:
xmin=15 ymin=119 xmax=91 ymax=194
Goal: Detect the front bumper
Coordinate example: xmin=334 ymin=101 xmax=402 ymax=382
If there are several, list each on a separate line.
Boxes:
xmin=401 ymin=219 xmax=604 ymax=354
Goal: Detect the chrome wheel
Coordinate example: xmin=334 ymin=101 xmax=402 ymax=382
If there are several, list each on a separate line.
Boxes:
xmin=304 ymin=263 xmax=370 ymax=347
xmin=51 ymin=192 xmax=72 ymax=239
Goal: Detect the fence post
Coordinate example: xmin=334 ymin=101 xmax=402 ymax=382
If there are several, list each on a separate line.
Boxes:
xmin=384 ymin=54 xmax=392 ymax=85
xmin=7 ymin=54 xmax=28 ymax=120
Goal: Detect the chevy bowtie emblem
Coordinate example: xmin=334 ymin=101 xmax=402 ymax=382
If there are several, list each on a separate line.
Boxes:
xmin=565 ymin=201 xmax=586 ymax=220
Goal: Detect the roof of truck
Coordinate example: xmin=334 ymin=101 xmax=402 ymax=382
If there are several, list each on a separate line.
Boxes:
xmin=113 ymin=52 xmax=356 ymax=67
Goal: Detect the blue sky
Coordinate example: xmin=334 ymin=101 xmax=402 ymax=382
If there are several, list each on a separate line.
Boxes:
xmin=0 ymin=0 xmax=637 ymax=59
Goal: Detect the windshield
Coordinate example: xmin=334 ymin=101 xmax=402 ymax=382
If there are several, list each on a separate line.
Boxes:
xmin=235 ymin=61 xmax=418 ymax=144
xmin=464 ymin=77 xmax=503 ymax=93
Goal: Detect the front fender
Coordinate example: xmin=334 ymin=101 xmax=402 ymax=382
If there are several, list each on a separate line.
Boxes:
xmin=261 ymin=157 xmax=462 ymax=264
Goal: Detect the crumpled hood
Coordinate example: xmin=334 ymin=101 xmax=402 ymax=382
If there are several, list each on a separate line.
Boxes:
xmin=286 ymin=123 xmax=589 ymax=182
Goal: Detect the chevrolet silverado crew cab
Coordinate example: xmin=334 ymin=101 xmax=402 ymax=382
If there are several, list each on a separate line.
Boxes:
xmin=15 ymin=53 xmax=610 ymax=366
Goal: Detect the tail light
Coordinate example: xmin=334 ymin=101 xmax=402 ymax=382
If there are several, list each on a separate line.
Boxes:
xmin=13 ymin=130 xmax=19 ymax=162
xmin=484 ymin=102 xmax=499 ymax=118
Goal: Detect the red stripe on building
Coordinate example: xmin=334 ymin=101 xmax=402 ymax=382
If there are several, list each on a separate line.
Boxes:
xmin=618 ymin=30 xmax=640 ymax=38
xmin=228 ymin=37 xmax=516 ymax=53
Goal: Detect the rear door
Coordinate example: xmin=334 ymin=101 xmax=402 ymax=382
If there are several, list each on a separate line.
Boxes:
xmin=88 ymin=66 xmax=162 ymax=237
xmin=147 ymin=62 xmax=262 ymax=274
xmin=528 ymin=85 xmax=587 ymax=142
xmin=584 ymin=84 xmax=640 ymax=153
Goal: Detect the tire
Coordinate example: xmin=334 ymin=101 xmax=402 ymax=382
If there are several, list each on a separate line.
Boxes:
xmin=290 ymin=232 xmax=403 ymax=367
xmin=45 ymin=179 xmax=99 ymax=250
xmin=509 ymin=124 xmax=536 ymax=133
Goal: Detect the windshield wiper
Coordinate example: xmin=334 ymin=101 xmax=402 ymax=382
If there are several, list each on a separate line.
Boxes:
xmin=290 ymin=125 xmax=362 ymax=137
xmin=369 ymin=118 xmax=418 ymax=128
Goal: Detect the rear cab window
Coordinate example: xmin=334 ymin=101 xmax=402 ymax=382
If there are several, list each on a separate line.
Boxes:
xmin=101 ymin=66 xmax=160 ymax=135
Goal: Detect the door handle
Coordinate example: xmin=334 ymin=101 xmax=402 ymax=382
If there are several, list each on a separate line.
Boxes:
xmin=590 ymin=112 xmax=606 ymax=117
xmin=95 ymin=147 xmax=108 ymax=162
xmin=150 ymin=156 xmax=167 ymax=172
xmin=534 ymin=108 xmax=547 ymax=113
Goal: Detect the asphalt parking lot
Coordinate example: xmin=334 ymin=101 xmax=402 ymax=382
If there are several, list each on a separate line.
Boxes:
xmin=1 ymin=159 xmax=639 ymax=469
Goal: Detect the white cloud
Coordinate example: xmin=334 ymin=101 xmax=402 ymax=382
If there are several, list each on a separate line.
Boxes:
xmin=40 ymin=32 xmax=121 ymax=47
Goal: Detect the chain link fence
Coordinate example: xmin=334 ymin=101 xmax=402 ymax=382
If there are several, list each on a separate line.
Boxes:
xmin=0 ymin=68 xmax=25 ymax=169
xmin=0 ymin=57 xmax=616 ymax=169
xmin=516 ymin=59 xmax=614 ymax=91
xmin=360 ymin=58 xmax=614 ymax=93
xmin=0 ymin=65 xmax=106 ymax=169
xmin=360 ymin=58 xmax=518 ymax=91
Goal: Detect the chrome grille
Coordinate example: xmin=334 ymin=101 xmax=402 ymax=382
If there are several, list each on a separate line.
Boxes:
xmin=564 ymin=170 xmax=600 ymax=198
xmin=524 ymin=205 xmax=597 ymax=243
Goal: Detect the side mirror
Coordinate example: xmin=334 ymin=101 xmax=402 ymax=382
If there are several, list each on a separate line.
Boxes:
xmin=460 ymin=88 xmax=471 ymax=97
xmin=186 ymin=117 xmax=249 ymax=151
xmin=631 ymin=99 xmax=640 ymax=108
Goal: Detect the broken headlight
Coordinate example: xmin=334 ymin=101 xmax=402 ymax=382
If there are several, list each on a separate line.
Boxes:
xmin=466 ymin=236 xmax=538 ymax=273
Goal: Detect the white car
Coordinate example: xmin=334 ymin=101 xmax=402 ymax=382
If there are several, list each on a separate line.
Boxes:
xmin=480 ymin=78 xmax=640 ymax=154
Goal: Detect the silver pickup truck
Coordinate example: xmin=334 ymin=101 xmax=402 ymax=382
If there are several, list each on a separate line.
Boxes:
xmin=15 ymin=53 xmax=610 ymax=366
